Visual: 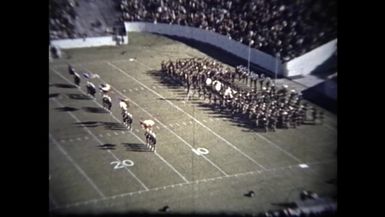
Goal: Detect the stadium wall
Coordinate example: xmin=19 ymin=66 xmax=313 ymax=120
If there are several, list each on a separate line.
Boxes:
xmin=124 ymin=22 xmax=284 ymax=75
xmin=50 ymin=35 xmax=127 ymax=49
xmin=283 ymin=39 xmax=337 ymax=77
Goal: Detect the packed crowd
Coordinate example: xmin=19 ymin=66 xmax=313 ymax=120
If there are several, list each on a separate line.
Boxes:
xmin=256 ymin=191 xmax=336 ymax=217
xmin=259 ymin=207 xmax=336 ymax=217
xmin=120 ymin=0 xmax=337 ymax=61
xmin=161 ymin=58 xmax=324 ymax=132
xmin=49 ymin=0 xmax=79 ymax=40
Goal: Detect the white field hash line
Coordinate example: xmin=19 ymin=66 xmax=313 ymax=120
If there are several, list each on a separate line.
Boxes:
xmin=76 ymin=66 xmax=189 ymax=183
xmin=49 ymin=134 xmax=106 ymax=198
xmin=50 ymin=158 xmax=336 ymax=211
xmin=121 ymin=60 xmax=320 ymax=164
xmin=52 ymin=68 xmax=189 ymax=184
xmin=51 ymin=95 xmax=149 ymax=191
xmin=128 ymin=60 xmax=333 ymax=160
xmin=54 ymin=62 xmax=337 ymax=129
xmin=81 ymin=65 xmax=229 ymax=177
xmin=108 ymin=61 xmax=269 ymax=169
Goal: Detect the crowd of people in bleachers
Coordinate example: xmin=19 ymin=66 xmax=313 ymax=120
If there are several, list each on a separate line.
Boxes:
xmin=161 ymin=57 xmax=324 ymax=132
xmin=257 ymin=191 xmax=337 ymax=217
xmin=258 ymin=208 xmax=336 ymax=217
xmin=120 ymin=0 xmax=337 ymax=61
xmin=49 ymin=0 xmax=79 ymax=40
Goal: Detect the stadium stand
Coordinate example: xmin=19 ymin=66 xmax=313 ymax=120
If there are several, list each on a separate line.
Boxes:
xmin=119 ymin=0 xmax=337 ymax=62
xmin=49 ymin=0 xmax=123 ymax=40
xmin=49 ymin=0 xmax=78 ymax=40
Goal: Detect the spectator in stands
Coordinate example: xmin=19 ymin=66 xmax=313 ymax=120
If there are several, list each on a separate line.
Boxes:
xmin=119 ymin=0 xmax=336 ymax=62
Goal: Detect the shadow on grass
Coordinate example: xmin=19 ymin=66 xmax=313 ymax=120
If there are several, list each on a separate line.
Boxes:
xmin=73 ymin=121 xmax=100 ymax=128
xmin=49 ymin=93 xmax=60 ymax=98
xmin=122 ymin=143 xmax=150 ymax=152
xmin=102 ymin=122 xmax=128 ymax=131
xmin=97 ymin=143 xmax=116 ymax=150
xmin=50 ymin=83 xmax=77 ymax=88
xmin=67 ymin=93 xmax=93 ymax=100
xmin=82 ymin=107 xmax=109 ymax=113
xmin=54 ymin=106 xmax=78 ymax=112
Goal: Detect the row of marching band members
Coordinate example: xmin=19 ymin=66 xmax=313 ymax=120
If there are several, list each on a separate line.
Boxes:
xmin=67 ymin=65 xmax=157 ymax=151
xmin=161 ymin=58 xmax=324 ymax=132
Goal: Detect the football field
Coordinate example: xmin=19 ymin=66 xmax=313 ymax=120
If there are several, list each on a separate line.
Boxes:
xmin=49 ymin=32 xmax=337 ymax=216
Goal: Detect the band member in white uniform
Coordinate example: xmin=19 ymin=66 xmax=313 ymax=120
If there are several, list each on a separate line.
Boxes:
xmin=99 ymin=84 xmax=112 ymax=112
xmin=140 ymin=119 xmax=156 ymax=151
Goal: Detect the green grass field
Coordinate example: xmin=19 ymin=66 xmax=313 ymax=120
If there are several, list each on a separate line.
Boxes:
xmin=49 ymin=32 xmax=337 ymax=216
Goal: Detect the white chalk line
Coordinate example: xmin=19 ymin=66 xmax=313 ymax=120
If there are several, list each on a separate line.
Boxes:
xmin=51 ymin=70 xmax=149 ymax=191
xmin=50 ymin=158 xmax=336 ymax=211
xmin=49 ymin=133 xmax=106 ymax=198
xmin=116 ymin=60 xmax=313 ymax=165
xmin=108 ymin=61 xmax=267 ymax=170
xmin=92 ymin=64 xmax=229 ymax=176
xmin=75 ymin=66 xmax=190 ymax=184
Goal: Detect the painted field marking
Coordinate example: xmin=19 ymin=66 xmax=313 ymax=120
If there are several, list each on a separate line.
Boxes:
xmin=49 ymin=134 xmax=106 ymax=198
xmin=192 ymin=148 xmax=209 ymax=156
xmin=111 ymin=160 xmax=134 ymax=170
xmin=61 ymin=67 xmax=191 ymax=185
xmin=107 ymin=61 xmax=266 ymax=169
xmin=50 ymin=73 xmax=150 ymax=191
xmin=86 ymin=64 xmax=228 ymax=176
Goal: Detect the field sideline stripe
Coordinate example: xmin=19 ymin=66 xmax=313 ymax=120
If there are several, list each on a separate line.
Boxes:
xmin=53 ymin=67 xmax=189 ymax=184
xmin=50 ymin=158 xmax=336 ymax=211
xmin=49 ymin=133 xmax=106 ymax=198
xmin=53 ymin=62 xmax=337 ymax=128
xmin=90 ymin=64 xmax=228 ymax=176
xmin=108 ymin=61 xmax=268 ymax=169
xmin=51 ymin=70 xmax=149 ymax=191
xmin=78 ymin=65 xmax=190 ymax=184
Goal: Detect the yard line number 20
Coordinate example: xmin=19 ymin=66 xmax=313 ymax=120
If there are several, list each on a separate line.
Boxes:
xmin=110 ymin=160 xmax=134 ymax=170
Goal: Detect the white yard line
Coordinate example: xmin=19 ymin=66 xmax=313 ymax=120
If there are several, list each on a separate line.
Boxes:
xmin=108 ymin=62 xmax=268 ymax=169
xmin=49 ymin=133 xmax=106 ymax=198
xmin=50 ymin=158 xmax=336 ymax=211
xmin=50 ymin=73 xmax=149 ymax=191
xmin=52 ymin=68 xmax=189 ymax=184
xmin=86 ymin=67 xmax=228 ymax=177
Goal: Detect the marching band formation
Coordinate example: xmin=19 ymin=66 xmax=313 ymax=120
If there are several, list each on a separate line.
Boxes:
xmin=161 ymin=58 xmax=324 ymax=132
xmin=65 ymin=58 xmax=324 ymax=152
xmin=67 ymin=65 xmax=157 ymax=151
